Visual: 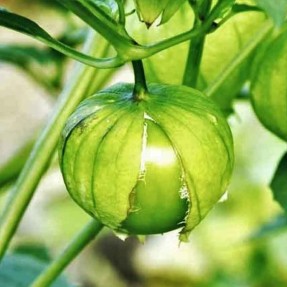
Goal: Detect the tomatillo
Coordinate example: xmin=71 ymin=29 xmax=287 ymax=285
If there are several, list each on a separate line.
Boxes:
xmin=59 ymin=83 xmax=234 ymax=241
xmin=251 ymin=30 xmax=287 ymax=142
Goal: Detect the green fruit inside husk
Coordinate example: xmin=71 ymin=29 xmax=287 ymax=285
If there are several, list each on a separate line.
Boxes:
xmin=59 ymin=83 xmax=234 ymax=240
xmin=251 ymin=29 xmax=287 ymax=142
xmin=121 ymin=119 xmax=188 ymax=234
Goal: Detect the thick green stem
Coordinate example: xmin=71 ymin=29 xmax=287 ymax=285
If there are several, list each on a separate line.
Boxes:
xmin=132 ymin=60 xmax=148 ymax=101
xmin=31 ymin=219 xmax=103 ymax=287
xmin=205 ymin=20 xmax=273 ymax=97
xmin=183 ymin=34 xmax=206 ymax=87
xmin=115 ymin=0 xmax=126 ymax=26
xmin=0 ymin=31 xmax=104 ymax=260
xmin=183 ymin=0 xmax=211 ymax=87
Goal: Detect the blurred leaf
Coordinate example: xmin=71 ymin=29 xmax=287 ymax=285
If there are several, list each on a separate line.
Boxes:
xmin=255 ymin=0 xmax=287 ymax=27
xmin=13 ymin=244 xmax=51 ymax=262
xmin=248 ymin=215 xmax=287 ymax=240
xmin=0 ymin=7 xmax=58 ymax=41
xmin=0 ymin=8 xmax=109 ymax=68
xmin=0 ymin=44 xmax=62 ymax=93
xmin=0 ymin=45 xmax=55 ymax=67
xmin=0 ymin=24 xmax=88 ymax=92
xmin=270 ymin=152 xmax=287 ymax=212
xmin=58 ymin=27 xmax=88 ymax=48
xmin=0 ymin=254 xmax=73 ymax=287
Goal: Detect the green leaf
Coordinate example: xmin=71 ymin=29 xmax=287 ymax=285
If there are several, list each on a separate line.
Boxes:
xmin=0 ymin=7 xmax=53 ymax=40
xmin=248 ymin=215 xmax=287 ymax=240
xmin=255 ymin=0 xmax=287 ymax=26
xmin=0 ymin=44 xmax=62 ymax=89
xmin=58 ymin=27 xmax=88 ymax=48
xmin=270 ymin=152 xmax=287 ymax=212
xmin=0 ymin=45 xmax=53 ymax=67
xmin=0 ymin=254 xmax=73 ymax=287
xmin=0 ymin=8 xmax=121 ymax=68
xmin=13 ymin=244 xmax=51 ymax=262
xmin=0 ymin=26 xmax=91 ymax=92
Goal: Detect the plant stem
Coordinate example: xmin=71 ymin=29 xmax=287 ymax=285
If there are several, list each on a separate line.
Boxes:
xmin=31 ymin=219 xmax=103 ymax=287
xmin=132 ymin=60 xmax=147 ymax=101
xmin=0 ymin=31 xmax=105 ymax=260
xmin=183 ymin=33 xmax=206 ymax=87
xmin=115 ymin=0 xmax=126 ymax=26
xmin=205 ymin=20 xmax=273 ymax=97
xmin=183 ymin=0 xmax=211 ymax=87
xmin=0 ymin=1 xmax=223 ymax=68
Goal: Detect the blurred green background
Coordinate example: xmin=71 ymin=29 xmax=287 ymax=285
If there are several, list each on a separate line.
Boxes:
xmin=0 ymin=1 xmax=287 ymax=286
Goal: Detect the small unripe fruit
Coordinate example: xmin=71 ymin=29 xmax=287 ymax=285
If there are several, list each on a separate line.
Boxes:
xmin=59 ymin=83 xmax=234 ymax=240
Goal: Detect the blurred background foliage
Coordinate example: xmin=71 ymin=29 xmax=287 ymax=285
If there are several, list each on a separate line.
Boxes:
xmin=0 ymin=0 xmax=287 ymax=286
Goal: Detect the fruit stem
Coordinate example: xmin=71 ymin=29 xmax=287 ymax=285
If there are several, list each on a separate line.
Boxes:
xmin=31 ymin=219 xmax=103 ymax=287
xmin=132 ymin=60 xmax=148 ymax=101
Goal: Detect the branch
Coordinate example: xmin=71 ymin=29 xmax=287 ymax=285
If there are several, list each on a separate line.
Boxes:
xmin=31 ymin=220 xmax=103 ymax=287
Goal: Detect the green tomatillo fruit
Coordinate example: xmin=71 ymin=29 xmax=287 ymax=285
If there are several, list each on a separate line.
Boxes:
xmin=251 ymin=29 xmax=287 ymax=142
xmin=59 ymin=83 xmax=234 ymax=241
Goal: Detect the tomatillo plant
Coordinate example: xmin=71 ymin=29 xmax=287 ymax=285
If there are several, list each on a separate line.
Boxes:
xmin=0 ymin=0 xmax=286 ymax=286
